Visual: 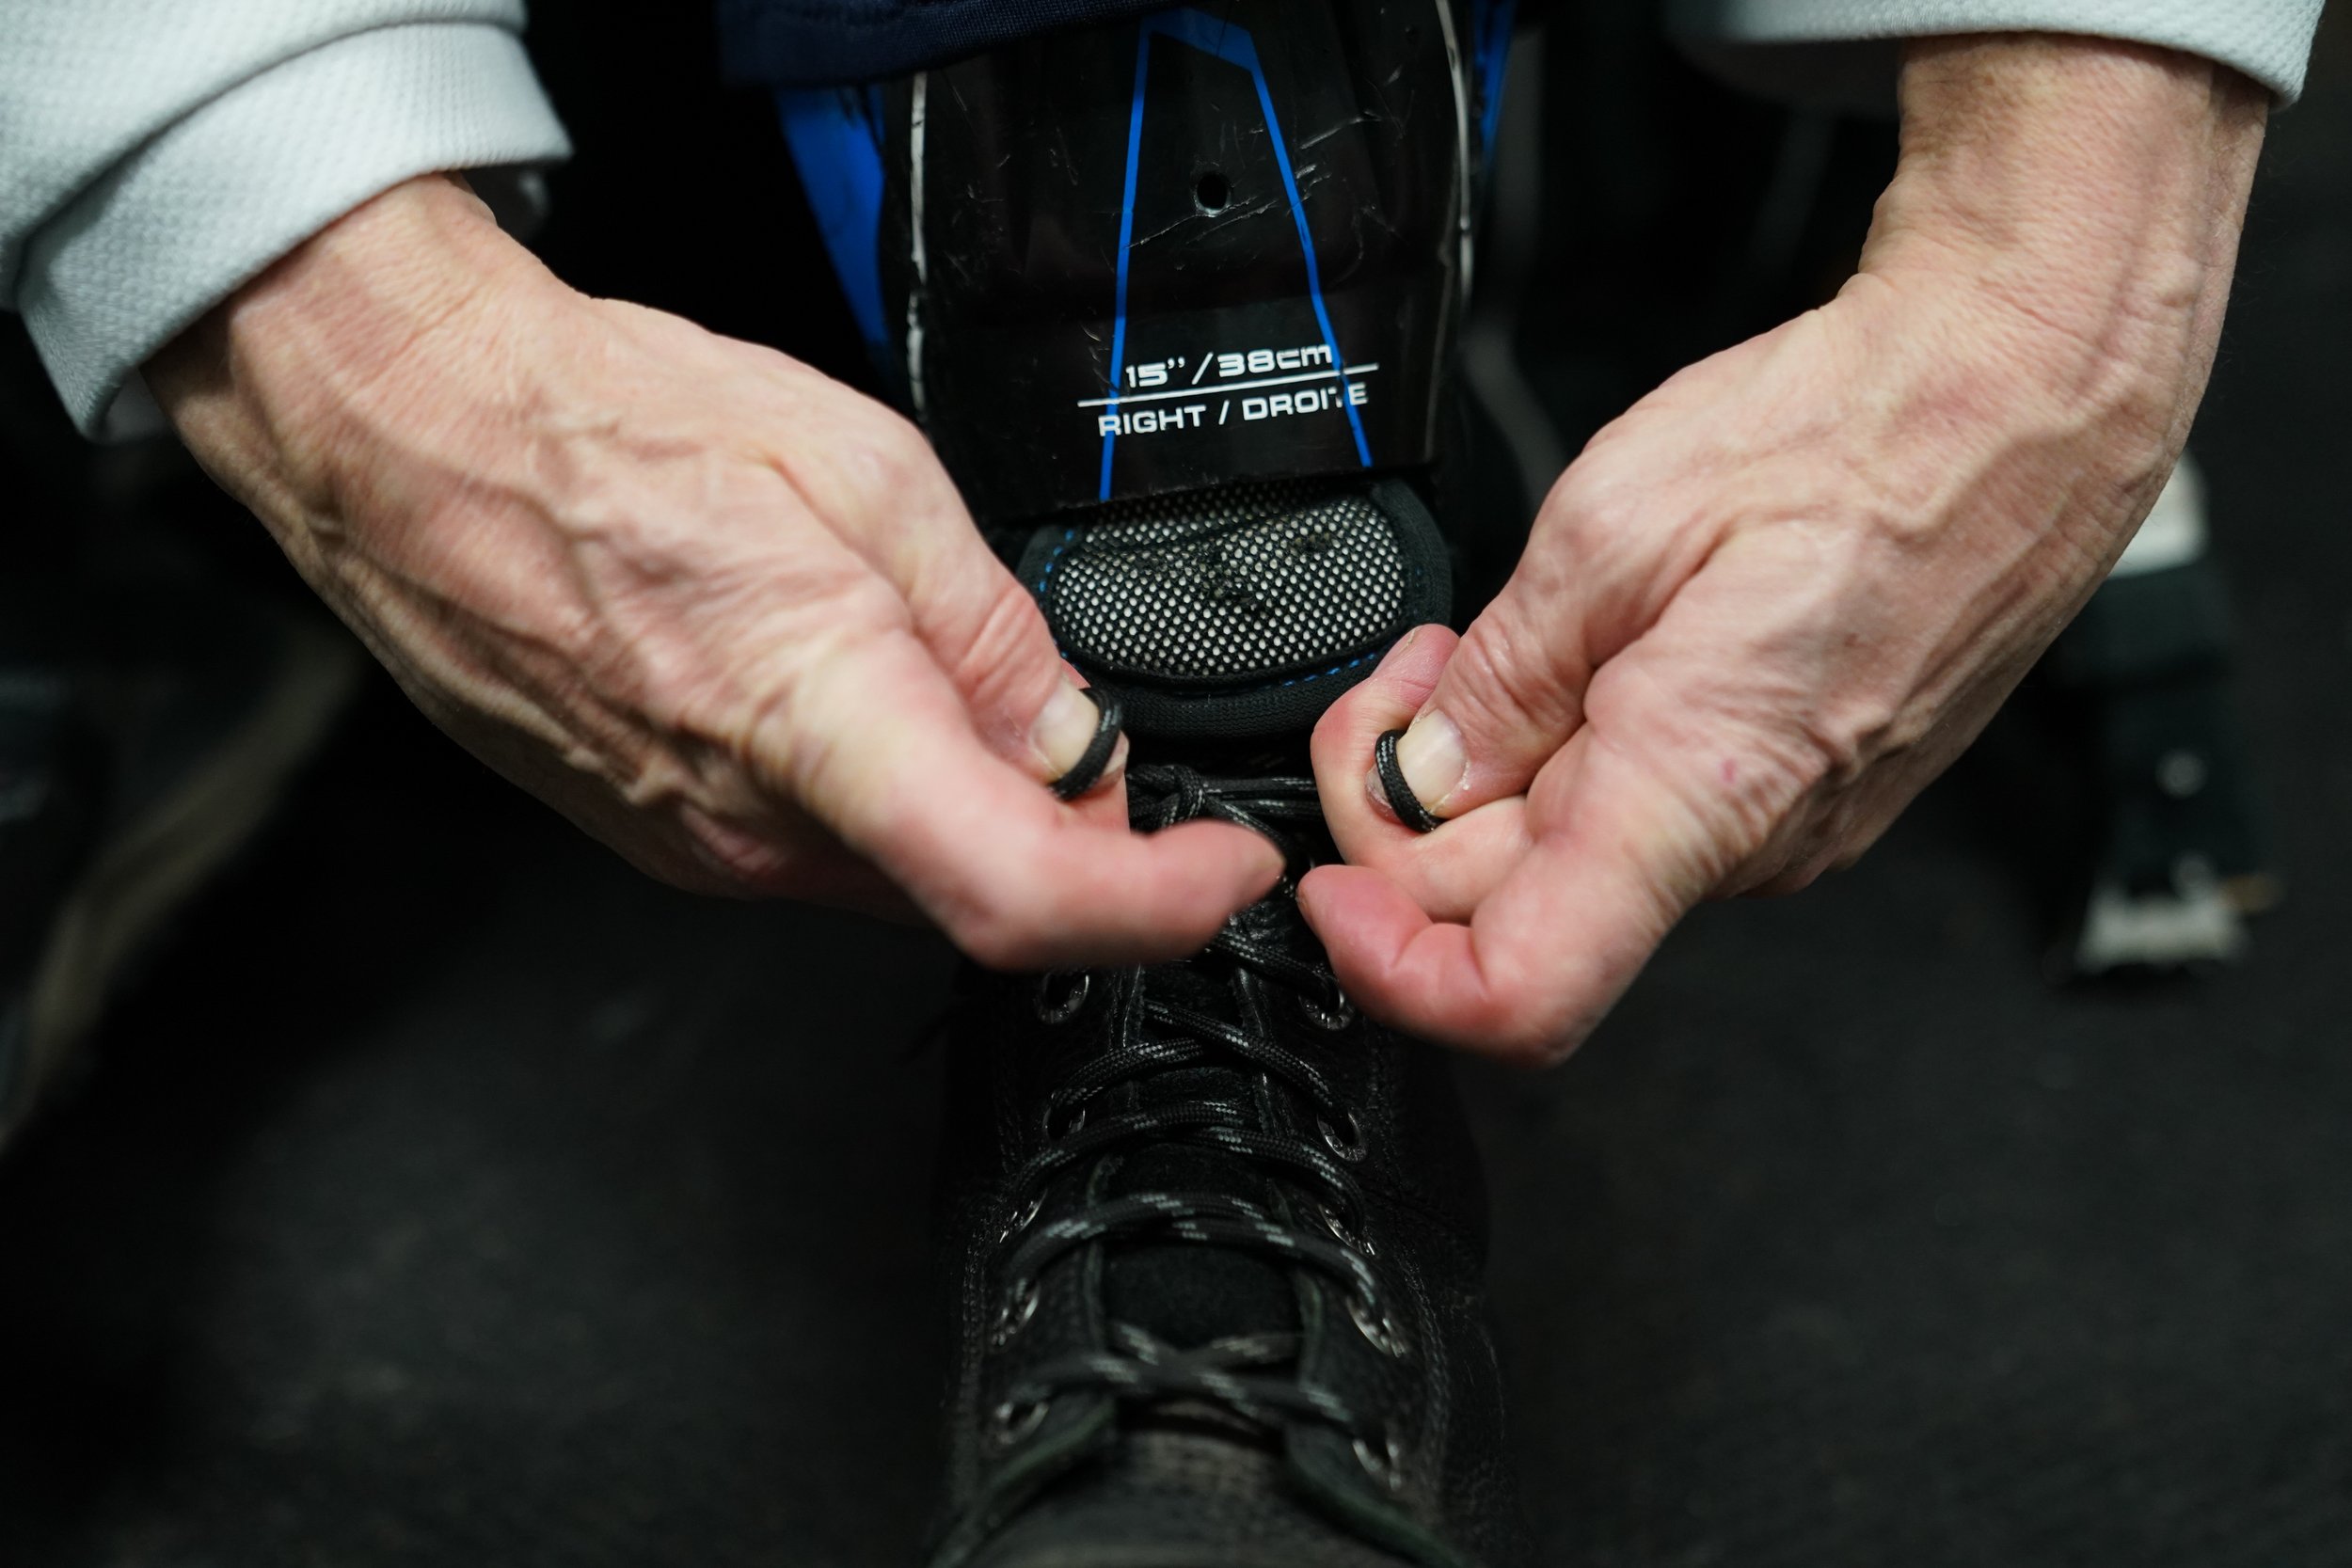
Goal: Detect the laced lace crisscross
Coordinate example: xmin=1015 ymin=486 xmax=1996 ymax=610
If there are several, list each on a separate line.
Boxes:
xmin=987 ymin=765 xmax=1408 ymax=1487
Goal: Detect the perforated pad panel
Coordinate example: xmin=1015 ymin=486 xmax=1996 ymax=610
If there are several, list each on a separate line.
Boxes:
xmin=1017 ymin=478 xmax=1451 ymax=739
xmin=1032 ymin=483 xmax=1402 ymax=683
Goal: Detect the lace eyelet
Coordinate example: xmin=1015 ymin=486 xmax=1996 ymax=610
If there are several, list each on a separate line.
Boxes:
xmin=1318 ymin=1110 xmax=1367 ymax=1163
xmin=1041 ymin=1099 xmax=1089 ymax=1140
xmin=1033 ymin=972 xmax=1091 ymax=1024
xmin=992 ymin=1277 xmax=1041 ymax=1346
xmin=1301 ymin=987 xmax=1357 ymax=1032
xmin=992 ymin=1398 xmax=1050 ymax=1448
xmin=1352 ymin=1431 xmax=1406 ymax=1494
xmin=996 ymin=1191 xmax=1045 ymax=1246
xmin=1347 ymin=1291 xmax=1408 ymax=1358
xmin=1316 ymin=1200 xmax=1377 ymax=1259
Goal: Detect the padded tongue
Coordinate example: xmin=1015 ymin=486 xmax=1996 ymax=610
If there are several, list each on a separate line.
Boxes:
xmin=1097 ymin=946 xmax=1301 ymax=1348
xmin=1018 ymin=478 xmax=1451 ymax=740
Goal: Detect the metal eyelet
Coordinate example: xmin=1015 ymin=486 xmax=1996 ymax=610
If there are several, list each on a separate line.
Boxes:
xmin=1301 ymin=987 xmax=1357 ymax=1032
xmin=1033 ymin=972 xmax=1091 ymax=1025
xmin=1347 ymin=1291 xmax=1408 ymax=1359
xmin=1041 ymin=1099 xmax=1089 ymax=1140
xmin=1316 ymin=1200 xmax=1377 ymax=1259
xmin=1318 ymin=1110 xmax=1367 ymax=1163
xmin=996 ymin=1191 xmax=1045 ymax=1246
xmin=1352 ymin=1431 xmax=1406 ymax=1495
xmin=992 ymin=1277 xmax=1041 ymax=1346
xmin=992 ymin=1398 xmax=1050 ymax=1448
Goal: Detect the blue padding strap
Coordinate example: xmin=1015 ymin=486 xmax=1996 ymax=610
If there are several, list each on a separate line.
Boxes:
xmin=774 ymin=87 xmax=890 ymax=354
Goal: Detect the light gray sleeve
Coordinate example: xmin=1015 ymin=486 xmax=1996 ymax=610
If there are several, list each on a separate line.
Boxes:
xmin=1669 ymin=0 xmax=2327 ymax=113
xmin=1 ymin=1 xmax=572 ymax=439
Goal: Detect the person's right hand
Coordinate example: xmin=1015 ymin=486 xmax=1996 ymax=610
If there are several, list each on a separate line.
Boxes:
xmin=147 ymin=173 xmax=1280 ymax=967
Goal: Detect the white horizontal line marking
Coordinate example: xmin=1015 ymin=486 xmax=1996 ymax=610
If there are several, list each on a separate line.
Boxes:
xmin=1079 ymin=364 xmax=1380 ymax=409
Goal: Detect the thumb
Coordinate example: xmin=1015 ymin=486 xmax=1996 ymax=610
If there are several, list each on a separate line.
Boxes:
xmin=1311 ymin=626 xmax=1533 ymax=922
xmin=758 ymin=380 xmax=1131 ymax=802
xmin=860 ymin=446 xmax=1130 ymax=802
xmin=1301 ymin=721 xmax=1700 ymax=1062
xmin=1375 ymin=572 xmax=1597 ymax=826
xmin=929 ymin=557 xmax=1131 ymax=811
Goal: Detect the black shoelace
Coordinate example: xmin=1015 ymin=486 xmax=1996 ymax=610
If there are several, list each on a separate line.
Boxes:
xmin=986 ymin=765 xmax=1410 ymax=1490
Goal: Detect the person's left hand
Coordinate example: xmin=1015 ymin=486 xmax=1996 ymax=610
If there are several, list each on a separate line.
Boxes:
xmin=1298 ymin=34 xmax=2268 ymax=1062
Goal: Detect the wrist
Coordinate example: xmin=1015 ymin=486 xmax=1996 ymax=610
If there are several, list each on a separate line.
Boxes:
xmin=149 ymin=174 xmax=556 ymax=499
xmin=1854 ymin=34 xmax=2266 ymax=430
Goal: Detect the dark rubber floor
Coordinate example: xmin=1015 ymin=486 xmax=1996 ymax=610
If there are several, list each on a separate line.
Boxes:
xmin=5 ymin=12 xmax=2349 ymax=1568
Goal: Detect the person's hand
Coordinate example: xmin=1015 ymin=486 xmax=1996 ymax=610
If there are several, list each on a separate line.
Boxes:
xmin=1302 ymin=36 xmax=2268 ymax=1060
xmin=149 ymin=174 xmax=1280 ymax=966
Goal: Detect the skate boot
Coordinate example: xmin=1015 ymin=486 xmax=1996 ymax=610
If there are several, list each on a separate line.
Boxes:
xmin=921 ymin=451 xmax=1528 ymax=1567
xmin=925 ymin=741 xmax=1528 ymax=1568
xmin=768 ymin=5 xmax=1531 ymax=1561
xmin=2050 ymin=455 xmax=2280 ymax=976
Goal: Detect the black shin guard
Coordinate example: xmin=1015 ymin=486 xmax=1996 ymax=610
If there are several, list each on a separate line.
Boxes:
xmin=782 ymin=1 xmax=1512 ymax=737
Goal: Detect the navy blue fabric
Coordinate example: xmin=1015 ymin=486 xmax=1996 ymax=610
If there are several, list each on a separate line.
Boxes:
xmin=715 ymin=0 xmax=1177 ymax=87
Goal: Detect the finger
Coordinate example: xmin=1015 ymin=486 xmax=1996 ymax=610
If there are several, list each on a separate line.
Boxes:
xmin=1375 ymin=455 xmax=1724 ymax=826
xmin=1372 ymin=541 xmax=1601 ymax=826
xmin=923 ymin=560 xmax=1133 ymax=797
xmin=1730 ymin=646 xmax=2027 ymax=897
xmin=430 ymin=682 xmax=920 ymax=911
xmin=671 ymin=799 xmax=920 ymax=918
xmin=1299 ymin=721 xmax=1708 ymax=1064
xmin=1310 ymin=627 xmax=1532 ymax=924
xmin=769 ymin=626 xmax=1282 ymax=970
xmin=755 ymin=388 xmax=1127 ymax=800
xmin=1304 ymin=584 xmax=1832 ymax=1059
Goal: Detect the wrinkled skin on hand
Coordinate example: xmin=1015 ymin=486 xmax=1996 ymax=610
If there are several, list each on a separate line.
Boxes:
xmin=150 ymin=175 xmax=1280 ymax=969
xmin=1303 ymin=35 xmax=2269 ymax=1062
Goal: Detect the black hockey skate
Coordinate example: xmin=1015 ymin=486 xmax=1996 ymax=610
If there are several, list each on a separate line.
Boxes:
xmin=773 ymin=5 xmax=1530 ymax=1560
xmin=926 ymin=749 xmax=1529 ymax=1568
xmin=923 ymin=467 xmax=1525 ymax=1567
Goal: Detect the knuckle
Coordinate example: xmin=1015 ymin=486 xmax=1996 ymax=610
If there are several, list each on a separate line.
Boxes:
xmin=842 ymin=408 xmax=944 ymax=499
xmin=1542 ymin=460 xmax=1642 ymax=545
xmin=1445 ymin=610 xmax=1581 ymax=747
xmin=696 ymin=615 xmax=897 ymax=796
xmin=678 ymin=807 xmax=805 ymax=895
xmin=1791 ymin=687 xmax=1918 ymax=791
xmin=943 ymin=580 xmax=1055 ymax=712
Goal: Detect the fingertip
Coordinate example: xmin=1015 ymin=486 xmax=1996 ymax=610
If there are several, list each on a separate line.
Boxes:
xmin=1312 ymin=625 xmax=1457 ymax=763
xmin=1160 ymin=816 xmax=1287 ymax=899
xmin=1297 ymin=863 xmax=1431 ymax=981
xmin=1022 ymin=817 xmax=1282 ymax=968
xmin=1314 ymin=626 xmax=1461 ymax=865
xmin=1299 ymin=865 xmax=1597 ymax=1066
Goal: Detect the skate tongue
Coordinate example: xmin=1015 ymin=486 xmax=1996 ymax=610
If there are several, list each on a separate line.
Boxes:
xmin=1103 ymin=1119 xmax=1299 ymax=1346
xmin=1017 ymin=477 xmax=1451 ymax=741
xmin=1029 ymin=483 xmax=1434 ymax=1339
xmin=1098 ymin=962 xmax=1296 ymax=1348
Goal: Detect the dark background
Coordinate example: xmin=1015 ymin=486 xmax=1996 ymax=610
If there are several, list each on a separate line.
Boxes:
xmin=3 ymin=5 xmax=2348 ymax=1565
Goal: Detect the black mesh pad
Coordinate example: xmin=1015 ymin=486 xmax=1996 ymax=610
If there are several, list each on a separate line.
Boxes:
xmin=1017 ymin=478 xmax=1452 ymax=739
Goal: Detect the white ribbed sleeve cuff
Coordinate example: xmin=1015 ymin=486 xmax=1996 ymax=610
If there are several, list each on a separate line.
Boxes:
xmin=17 ymin=22 xmax=570 ymax=438
xmin=1672 ymin=0 xmax=2325 ymax=111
